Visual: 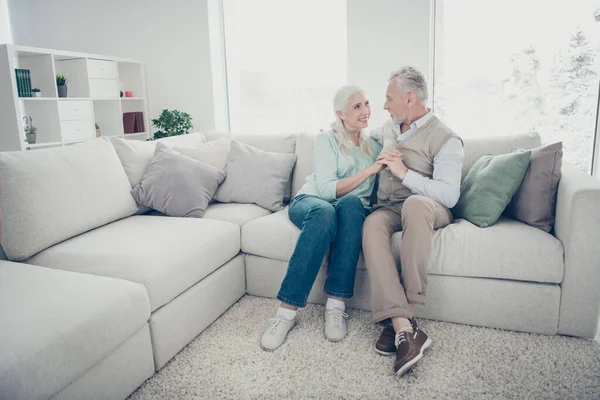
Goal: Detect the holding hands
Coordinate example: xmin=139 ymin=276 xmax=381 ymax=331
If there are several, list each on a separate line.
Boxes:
xmin=377 ymin=150 xmax=409 ymax=180
xmin=367 ymin=159 xmax=387 ymax=175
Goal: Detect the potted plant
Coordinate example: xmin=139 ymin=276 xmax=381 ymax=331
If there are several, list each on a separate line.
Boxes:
xmin=148 ymin=109 xmax=193 ymax=140
xmin=23 ymin=116 xmax=37 ymax=144
xmin=56 ymin=74 xmax=68 ymax=98
xmin=32 ymin=88 xmax=41 ymax=98
xmin=95 ymin=123 xmax=101 ymax=137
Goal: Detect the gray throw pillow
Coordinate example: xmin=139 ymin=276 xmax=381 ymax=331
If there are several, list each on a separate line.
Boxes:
xmin=504 ymin=142 xmax=563 ymax=232
xmin=213 ymin=140 xmax=297 ymax=212
xmin=131 ymin=143 xmax=226 ymax=217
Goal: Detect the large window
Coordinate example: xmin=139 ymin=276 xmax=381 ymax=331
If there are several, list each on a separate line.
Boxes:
xmin=222 ymin=0 xmax=347 ymax=134
xmin=434 ymin=0 xmax=600 ymax=173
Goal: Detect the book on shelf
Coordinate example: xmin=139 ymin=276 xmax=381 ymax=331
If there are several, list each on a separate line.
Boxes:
xmin=25 ymin=70 xmax=32 ymax=97
xmin=14 ymin=69 xmax=32 ymax=97
xmin=123 ymin=111 xmax=145 ymax=134
xmin=14 ymin=69 xmax=22 ymax=97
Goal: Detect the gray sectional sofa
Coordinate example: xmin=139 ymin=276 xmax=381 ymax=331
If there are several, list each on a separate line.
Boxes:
xmin=1 ymin=130 xmax=599 ymax=400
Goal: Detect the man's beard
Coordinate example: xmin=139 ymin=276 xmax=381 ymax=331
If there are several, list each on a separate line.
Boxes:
xmin=391 ymin=114 xmax=405 ymax=124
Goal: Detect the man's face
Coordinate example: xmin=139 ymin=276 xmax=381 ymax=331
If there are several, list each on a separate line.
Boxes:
xmin=383 ymin=80 xmax=409 ymax=124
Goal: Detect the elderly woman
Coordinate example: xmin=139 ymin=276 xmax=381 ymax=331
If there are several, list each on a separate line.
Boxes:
xmin=260 ymin=85 xmax=384 ymax=351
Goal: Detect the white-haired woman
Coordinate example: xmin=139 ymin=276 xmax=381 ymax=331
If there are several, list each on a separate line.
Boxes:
xmin=260 ymin=85 xmax=384 ymax=351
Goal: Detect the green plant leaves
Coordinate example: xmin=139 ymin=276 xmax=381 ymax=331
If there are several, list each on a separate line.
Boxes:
xmin=149 ymin=109 xmax=193 ymax=140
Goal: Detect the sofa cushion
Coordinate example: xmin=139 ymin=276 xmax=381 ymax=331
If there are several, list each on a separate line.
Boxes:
xmin=0 ymin=138 xmax=137 ymax=261
xmin=391 ymin=217 xmax=564 ymax=284
xmin=0 ymin=261 xmax=149 ymax=400
xmin=109 ymin=132 xmax=207 ymax=189
xmin=27 ymin=215 xmax=240 ymax=311
xmin=172 ymin=138 xmax=231 ymax=169
xmin=204 ymin=203 xmax=272 ymax=227
xmin=453 ymin=151 xmax=532 ymax=228
xmin=505 ymin=142 xmax=563 ymax=232
xmin=242 ymin=208 xmax=298 ymax=261
xmin=131 ymin=143 xmax=226 ymax=218
xmin=204 ymin=131 xmax=297 ymax=200
xmin=213 ymin=140 xmax=297 ymax=212
xmin=242 ymin=211 xmax=564 ymax=284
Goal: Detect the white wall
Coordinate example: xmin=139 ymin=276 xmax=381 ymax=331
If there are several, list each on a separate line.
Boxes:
xmin=346 ymin=0 xmax=432 ymax=126
xmin=8 ymin=1 xmax=434 ymax=134
xmin=0 ymin=0 xmax=12 ymax=44
xmin=9 ymin=0 xmax=215 ymax=133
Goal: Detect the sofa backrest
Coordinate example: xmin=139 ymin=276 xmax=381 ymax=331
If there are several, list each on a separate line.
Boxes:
xmin=292 ymin=132 xmax=318 ymax=198
xmin=461 ymin=132 xmax=541 ymax=179
xmin=0 ymin=138 xmax=138 ymax=261
xmin=204 ymin=130 xmax=542 ymax=200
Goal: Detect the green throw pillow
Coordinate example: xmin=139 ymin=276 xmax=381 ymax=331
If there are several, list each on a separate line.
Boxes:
xmin=453 ymin=151 xmax=532 ymax=228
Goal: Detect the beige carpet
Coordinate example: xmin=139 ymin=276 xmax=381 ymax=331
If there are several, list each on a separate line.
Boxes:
xmin=130 ymin=296 xmax=600 ymax=400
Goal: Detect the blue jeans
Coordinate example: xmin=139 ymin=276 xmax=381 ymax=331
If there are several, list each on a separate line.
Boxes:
xmin=277 ymin=194 xmax=369 ymax=308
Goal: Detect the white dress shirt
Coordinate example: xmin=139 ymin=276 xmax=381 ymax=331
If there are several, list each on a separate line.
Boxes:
xmin=370 ymin=113 xmax=464 ymax=208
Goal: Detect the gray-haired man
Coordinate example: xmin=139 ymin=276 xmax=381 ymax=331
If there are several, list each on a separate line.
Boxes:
xmin=365 ymin=66 xmax=464 ymax=376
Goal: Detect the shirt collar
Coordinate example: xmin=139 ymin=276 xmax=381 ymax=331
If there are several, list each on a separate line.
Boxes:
xmin=393 ymin=111 xmax=433 ymax=134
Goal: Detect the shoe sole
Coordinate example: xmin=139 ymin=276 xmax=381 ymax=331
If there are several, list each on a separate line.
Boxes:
xmin=260 ymin=324 xmax=296 ymax=351
xmin=324 ymin=329 xmax=347 ymax=342
xmin=374 ymin=346 xmax=396 ymax=356
xmin=395 ymin=337 xmax=432 ymax=377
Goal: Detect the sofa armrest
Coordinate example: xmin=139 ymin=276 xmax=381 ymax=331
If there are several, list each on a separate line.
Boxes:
xmin=554 ymin=162 xmax=600 ymax=338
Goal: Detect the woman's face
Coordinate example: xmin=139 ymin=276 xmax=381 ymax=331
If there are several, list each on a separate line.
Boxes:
xmin=339 ymin=91 xmax=370 ymax=133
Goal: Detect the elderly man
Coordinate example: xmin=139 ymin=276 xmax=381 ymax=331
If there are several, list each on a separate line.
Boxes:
xmin=365 ymin=66 xmax=464 ymax=376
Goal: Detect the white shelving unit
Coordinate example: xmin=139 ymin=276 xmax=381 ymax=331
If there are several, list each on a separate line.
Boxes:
xmin=0 ymin=44 xmax=150 ymax=151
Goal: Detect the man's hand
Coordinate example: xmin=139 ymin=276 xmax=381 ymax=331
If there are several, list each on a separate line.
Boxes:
xmin=366 ymin=159 xmax=387 ymax=175
xmin=379 ymin=150 xmax=409 ymax=180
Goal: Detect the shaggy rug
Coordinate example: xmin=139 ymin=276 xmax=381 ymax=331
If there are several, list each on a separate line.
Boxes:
xmin=129 ymin=296 xmax=600 ymax=400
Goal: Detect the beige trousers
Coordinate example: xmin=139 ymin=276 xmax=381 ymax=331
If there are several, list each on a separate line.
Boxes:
xmin=362 ymin=195 xmax=453 ymax=323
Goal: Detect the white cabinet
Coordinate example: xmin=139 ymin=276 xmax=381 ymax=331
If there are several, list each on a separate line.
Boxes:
xmin=0 ymin=44 xmax=150 ymax=151
xmin=58 ymin=100 xmax=92 ymax=121
xmin=61 ymin=120 xmax=95 ymax=142
xmin=89 ymin=79 xmax=119 ymax=98
xmin=87 ymin=59 xmax=117 ymax=80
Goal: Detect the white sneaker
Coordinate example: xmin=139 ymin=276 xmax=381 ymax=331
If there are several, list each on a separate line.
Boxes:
xmin=260 ymin=316 xmax=296 ymax=351
xmin=324 ymin=308 xmax=348 ymax=342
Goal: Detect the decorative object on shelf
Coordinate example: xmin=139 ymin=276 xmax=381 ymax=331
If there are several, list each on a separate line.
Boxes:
xmin=95 ymin=123 xmax=101 ymax=137
xmin=125 ymin=91 xmax=133 ymax=98
xmin=120 ymin=81 xmax=124 ymax=98
xmin=23 ymin=116 xmax=37 ymax=144
xmin=148 ymin=109 xmax=192 ymax=140
xmin=56 ymin=74 xmax=68 ymax=98
xmin=32 ymin=88 xmax=41 ymax=98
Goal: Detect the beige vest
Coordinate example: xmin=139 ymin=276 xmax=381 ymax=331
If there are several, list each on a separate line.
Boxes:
xmin=377 ymin=115 xmax=460 ymax=206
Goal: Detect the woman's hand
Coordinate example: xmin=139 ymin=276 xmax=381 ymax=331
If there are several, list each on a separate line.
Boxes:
xmin=379 ymin=150 xmax=409 ymax=180
xmin=366 ymin=159 xmax=387 ymax=175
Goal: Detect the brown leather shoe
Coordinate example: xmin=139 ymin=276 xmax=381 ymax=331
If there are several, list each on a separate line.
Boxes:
xmin=393 ymin=326 xmax=432 ymax=376
xmin=375 ymin=325 xmax=396 ymax=356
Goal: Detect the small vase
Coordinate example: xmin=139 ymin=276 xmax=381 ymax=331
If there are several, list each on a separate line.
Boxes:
xmin=26 ymin=133 xmax=36 ymax=144
xmin=57 ymin=85 xmax=68 ymax=98
xmin=96 ymin=128 xmax=101 ymax=138
xmin=33 ymin=92 xmax=41 ymax=98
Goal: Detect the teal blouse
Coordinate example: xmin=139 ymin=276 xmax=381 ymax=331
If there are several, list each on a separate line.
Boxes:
xmin=296 ymin=130 xmax=382 ymax=208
